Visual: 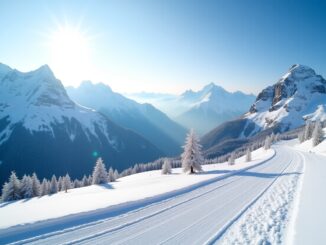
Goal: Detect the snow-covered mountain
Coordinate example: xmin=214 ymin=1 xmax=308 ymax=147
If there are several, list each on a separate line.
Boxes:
xmin=202 ymin=64 xmax=326 ymax=156
xmin=175 ymin=83 xmax=255 ymax=135
xmin=245 ymin=65 xmax=326 ymax=135
xmin=66 ymin=81 xmax=187 ymax=155
xmin=127 ymin=83 xmax=255 ymax=135
xmin=0 ymin=63 xmax=162 ymax=187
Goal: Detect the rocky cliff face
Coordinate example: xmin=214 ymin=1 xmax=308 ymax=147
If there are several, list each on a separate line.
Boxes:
xmin=202 ymin=64 xmax=326 ymax=156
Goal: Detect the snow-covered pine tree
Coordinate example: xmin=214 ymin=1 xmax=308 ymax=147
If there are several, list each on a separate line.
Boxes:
xmin=264 ymin=136 xmax=271 ymax=150
xmin=1 ymin=182 xmax=9 ymax=202
xmin=304 ymin=121 xmax=314 ymax=141
xmin=161 ymin=158 xmax=172 ymax=174
xmin=1 ymin=171 xmax=21 ymax=202
xmin=108 ymin=167 xmax=115 ymax=182
xmin=50 ymin=175 xmax=58 ymax=194
xmin=92 ymin=158 xmax=108 ymax=184
xmin=181 ymin=129 xmax=203 ymax=174
xmin=73 ymin=179 xmax=79 ymax=188
xmin=298 ymin=131 xmax=305 ymax=143
xmin=245 ymin=148 xmax=252 ymax=162
xmin=113 ymin=170 xmax=119 ymax=180
xmin=20 ymin=175 xmax=33 ymax=198
xmin=87 ymin=175 xmax=92 ymax=185
xmin=31 ymin=173 xmax=41 ymax=197
xmin=57 ymin=176 xmax=63 ymax=191
xmin=40 ymin=178 xmax=49 ymax=196
xmin=82 ymin=175 xmax=88 ymax=187
xmin=228 ymin=152 xmax=235 ymax=165
xmin=62 ymin=174 xmax=71 ymax=193
xmin=312 ymin=120 xmax=324 ymax=146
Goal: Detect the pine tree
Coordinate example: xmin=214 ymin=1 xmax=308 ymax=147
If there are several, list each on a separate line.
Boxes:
xmin=1 ymin=182 xmax=9 ymax=202
xmin=245 ymin=148 xmax=252 ymax=162
xmin=228 ymin=152 xmax=235 ymax=165
xmin=264 ymin=136 xmax=271 ymax=150
xmin=108 ymin=167 xmax=115 ymax=182
xmin=1 ymin=171 xmax=21 ymax=202
xmin=31 ymin=173 xmax=41 ymax=197
xmin=181 ymin=129 xmax=203 ymax=174
xmin=304 ymin=121 xmax=314 ymax=140
xmin=62 ymin=174 xmax=71 ymax=193
xmin=312 ymin=120 xmax=324 ymax=146
xmin=92 ymin=158 xmax=108 ymax=184
xmin=87 ymin=175 xmax=93 ymax=185
xmin=113 ymin=170 xmax=119 ymax=181
xmin=82 ymin=175 xmax=88 ymax=187
xmin=298 ymin=131 xmax=305 ymax=143
xmin=20 ymin=175 xmax=33 ymax=199
xmin=161 ymin=158 xmax=172 ymax=174
xmin=40 ymin=178 xmax=49 ymax=196
xmin=73 ymin=179 xmax=80 ymax=188
xmin=57 ymin=176 xmax=63 ymax=191
xmin=50 ymin=175 xmax=58 ymax=194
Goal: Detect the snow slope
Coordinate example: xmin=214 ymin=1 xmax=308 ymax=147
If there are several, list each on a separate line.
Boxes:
xmin=0 ymin=145 xmax=302 ymax=245
xmin=66 ymin=81 xmax=187 ymax=155
xmin=0 ymin=148 xmax=273 ymax=230
xmin=220 ymin=143 xmax=304 ymax=245
xmin=295 ymin=128 xmax=326 ymax=155
xmin=291 ymin=131 xmax=326 ymax=244
xmin=0 ymin=63 xmax=162 ymax=187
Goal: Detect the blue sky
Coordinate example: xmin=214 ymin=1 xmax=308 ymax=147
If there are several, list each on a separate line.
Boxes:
xmin=0 ymin=0 xmax=325 ymax=94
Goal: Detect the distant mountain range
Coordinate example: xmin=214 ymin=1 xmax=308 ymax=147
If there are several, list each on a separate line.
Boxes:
xmin=0 ymin=63 xmax=163 ymax=187
xmin=201 ymin=64 xmax=326 ymax=157
xmin=127 ymin=83 xmax=255 ymax=135
xmin=66 ymin=81 xmax=187 ymax=155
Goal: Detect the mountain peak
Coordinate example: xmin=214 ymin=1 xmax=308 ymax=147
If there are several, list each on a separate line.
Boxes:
xmin=201 ymin=82 xmax=227 ymax=94
xmin=80 ymin=80 xmax=113 ymax=92
xmin=0 ymin=62 xmax=12 ymax=75
xmin=284 ymin=64 xmax=316 ymax=80
xmin=32 ymin=64 xmax=54 ymax=77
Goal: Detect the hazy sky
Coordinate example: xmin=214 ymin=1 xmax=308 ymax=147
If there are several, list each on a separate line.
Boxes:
xmin=0 ymin=0 xmax=325 ymax=94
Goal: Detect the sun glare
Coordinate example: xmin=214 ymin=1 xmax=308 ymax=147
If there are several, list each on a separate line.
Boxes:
xmin=48 ymin=25 xmax=92 ymax=86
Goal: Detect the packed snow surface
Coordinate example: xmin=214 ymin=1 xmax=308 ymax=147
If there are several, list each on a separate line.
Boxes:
xmin=0 ymin=148 xmax=274 ymax=230
xmin=1 ymin=139 xmax=324 ymax=245
xmin=292 ymin=133 xmax=326 ymax=244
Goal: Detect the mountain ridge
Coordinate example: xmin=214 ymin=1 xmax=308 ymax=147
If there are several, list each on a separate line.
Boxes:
xmin=0 ymin=63 xmax=163 ymax=187
xmin=202 ymin=64 xmax=326 ymax=157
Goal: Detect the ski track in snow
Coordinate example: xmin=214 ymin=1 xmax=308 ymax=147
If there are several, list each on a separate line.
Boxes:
xmin=0 ymin=144 xmax=306 ymax=245
xmin=219 ymin=149 xmax=304 ymax=245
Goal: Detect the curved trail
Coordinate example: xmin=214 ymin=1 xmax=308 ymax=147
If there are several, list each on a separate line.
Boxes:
xmin=2 ymin=145 xmax=304 ymax=245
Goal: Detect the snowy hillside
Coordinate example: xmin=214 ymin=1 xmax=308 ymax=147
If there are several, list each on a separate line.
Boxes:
xmin=0 ymin=63 xmax=162 ymax=188
xmin=0 ymin=65 xmax=111 ymax=144
xmin=66 ymin=81 xmax=187 ymax=155
xmin=0 ymin=147 xmax=273 ymax=229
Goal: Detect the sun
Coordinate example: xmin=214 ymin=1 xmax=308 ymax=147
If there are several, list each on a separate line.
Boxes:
xmin=48 ymin=24 xmax=92 ymax=86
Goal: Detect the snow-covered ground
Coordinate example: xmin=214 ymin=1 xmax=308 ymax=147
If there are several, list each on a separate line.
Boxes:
xmin=0 ymin=148 xmax=274 ymax=230
xmin=291 ymin=131 xmax=326 ymax=245
xmin=2 ymin=137 xmax=325 ymax=245
xmin=296 ymin=128 xmax=326 ymax=155
xmin=220 ymin=143 xmax=304 ymax=245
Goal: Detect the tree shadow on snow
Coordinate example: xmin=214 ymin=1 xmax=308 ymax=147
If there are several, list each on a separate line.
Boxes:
xmin=198 ymin=169 xmax=233 ymax=175
xmin=198 ymin=169 xmax=302 ymax=179
xmin=236 ymin=171 xmax=302 ymax=179
xmin=99 ymin=183 xmax=114 ymax=190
